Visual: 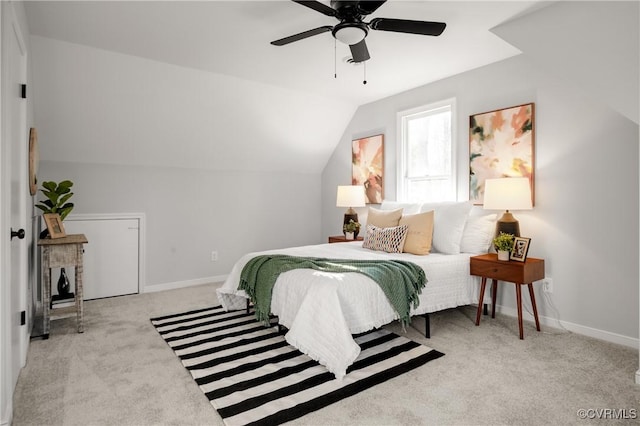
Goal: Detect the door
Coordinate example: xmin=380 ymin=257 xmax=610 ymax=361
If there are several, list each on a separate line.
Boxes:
xmin=1 ymin=1 xmax=29 ymax=419
xmin=63 ymin=217 xmax=140 ymax=299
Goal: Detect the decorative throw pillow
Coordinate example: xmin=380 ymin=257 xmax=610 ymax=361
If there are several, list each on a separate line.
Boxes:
xmin=420 ymin=201 xmax=473 ymax=254
xmin=366 ymin=207 xmax=403 ymax=228
xmin=363 ymin=224 xmax=409 ymax=253
xmin=399 ymin=210 xmax=434 ymax=255
xmin=460 ymin=214 xmax=497 ymax=253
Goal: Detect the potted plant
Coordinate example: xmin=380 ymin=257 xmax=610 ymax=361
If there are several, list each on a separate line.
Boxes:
xmin=343 ymin=219 xmax=361 ymax=240
xmin=36 ymin=180 xmax=74 ymax=238
xmin=493 ymin=232 xmax=514 ymax=261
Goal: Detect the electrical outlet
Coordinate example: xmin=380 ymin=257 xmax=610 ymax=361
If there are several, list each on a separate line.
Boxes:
xmin=211 ymin=251 xmax=218 ymax=262
xmin=542 ymin=277 xmax=553 ymax=293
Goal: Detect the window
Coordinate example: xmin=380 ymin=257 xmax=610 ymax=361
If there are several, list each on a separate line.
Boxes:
xmin=397 ymin=99 xmax=456 ymax=203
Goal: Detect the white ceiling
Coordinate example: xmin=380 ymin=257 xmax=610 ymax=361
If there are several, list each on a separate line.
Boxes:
xmin=24 ymin=0 xmax=548 ymax=107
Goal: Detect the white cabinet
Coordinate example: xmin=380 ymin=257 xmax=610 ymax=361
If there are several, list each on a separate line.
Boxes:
xmin=60 ymin=215 xmax=143 ymax=300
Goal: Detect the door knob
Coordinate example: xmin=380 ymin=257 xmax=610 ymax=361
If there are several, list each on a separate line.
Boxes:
xmin=11 ymin=228 xmax=25 ymax=240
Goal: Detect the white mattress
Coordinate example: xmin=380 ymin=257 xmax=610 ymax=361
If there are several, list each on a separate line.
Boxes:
xmin=217 ymin=241 xmax=481 ymax=378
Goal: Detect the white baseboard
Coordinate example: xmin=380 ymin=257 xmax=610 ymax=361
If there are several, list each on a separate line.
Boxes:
xmin=492 ymin=304 xmax=639 ymax=349
xmin=143 ymin=275 xmax=227 ymax=293
xmin=1 ymin=399 xmax=12 ymax=426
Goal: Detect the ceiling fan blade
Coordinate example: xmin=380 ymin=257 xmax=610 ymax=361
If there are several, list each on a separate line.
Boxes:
xmin=356 ymin=1 xmax=387 ymax=15
xmin=271 ymin=26 xmax=334 ymax=46
xmin=292 ymin=0 xmax=337 ymax=17
xmin=369 ymin=18 xmax=446 ymax=36
xmin=349 ymin=39 xmax=370 ymax=63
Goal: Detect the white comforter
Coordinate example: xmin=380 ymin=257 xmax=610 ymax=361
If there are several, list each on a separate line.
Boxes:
xmin=217 ymin=242 xmax=480 ymax=379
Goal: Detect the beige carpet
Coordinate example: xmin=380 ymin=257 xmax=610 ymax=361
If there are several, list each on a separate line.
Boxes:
xmin=12 ymin=283 xmax=640 ymax=425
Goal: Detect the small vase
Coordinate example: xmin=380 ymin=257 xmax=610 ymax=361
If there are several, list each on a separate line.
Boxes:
xmin=497 ymin=250 xmax=510 ymax=261
xmin=345 ymin=232 xmax=355 ymax=240
xmin=57 ymin=268 xmax=71 ymax=296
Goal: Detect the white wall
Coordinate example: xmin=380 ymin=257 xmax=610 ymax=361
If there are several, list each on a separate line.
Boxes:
xmin=322 ymin=53 xmax=639 ymax=343
xmin=492 ymin=1 xmax=639 ymax=126
xmin=31 ymin=37 xmax=329 ymax=291
xmin=38 ymin=161 xmax=322 ymax=289
xmin=30 ymin=36 xmax=354 ymax=174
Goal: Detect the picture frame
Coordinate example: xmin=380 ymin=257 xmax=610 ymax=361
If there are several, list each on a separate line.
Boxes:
xmin=43 ymin=213 xmax=66 ymax=239
xmin=352 ymin=134 xmax=384 ymax=204
xmin=510 ymin=236 xmax=531 ymax=262
xmin=469 ymin=103 xmax=535 ymax=206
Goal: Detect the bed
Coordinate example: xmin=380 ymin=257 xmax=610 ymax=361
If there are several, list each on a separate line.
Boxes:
xmin=217 ymin=201 xmax=496 ymax=378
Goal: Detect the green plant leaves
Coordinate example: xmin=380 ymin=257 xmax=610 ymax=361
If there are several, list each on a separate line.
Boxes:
xmin=493 ymin=232 xmax=514 ymax=251
xmin=42 ymin=181 xmax=57 ymax=191
xmin=35 ymin=180 xmax=74 ymax=221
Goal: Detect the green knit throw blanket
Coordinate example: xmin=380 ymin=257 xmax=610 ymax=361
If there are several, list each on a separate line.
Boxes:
xmin=238 ymin=254 xmax=427 ymax=328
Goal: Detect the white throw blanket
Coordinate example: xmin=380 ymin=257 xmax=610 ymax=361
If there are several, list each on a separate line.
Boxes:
xmin=284 ymin=279 xmax=361 ymax=379
xmin=217 ymin=242 xmax=479 ymax=378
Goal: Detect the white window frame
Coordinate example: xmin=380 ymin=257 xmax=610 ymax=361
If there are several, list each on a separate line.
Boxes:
xmin=396 ymin=98 xmax=457 ymax=203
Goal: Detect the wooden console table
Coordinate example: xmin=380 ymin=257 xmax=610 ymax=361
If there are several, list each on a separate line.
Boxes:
xmin=38 ymin=234 xmax=88 ymax=338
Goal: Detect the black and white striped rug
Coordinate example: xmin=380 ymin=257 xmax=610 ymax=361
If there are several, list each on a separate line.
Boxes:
xmin=151 ymin=306 xmax=444 ymax=426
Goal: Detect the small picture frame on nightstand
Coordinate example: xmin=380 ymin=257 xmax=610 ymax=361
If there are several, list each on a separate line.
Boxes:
xmin=43 ymin=213 xmax=66 ymax=239
xmin=510 ymin=237 xmax=531 ymax=262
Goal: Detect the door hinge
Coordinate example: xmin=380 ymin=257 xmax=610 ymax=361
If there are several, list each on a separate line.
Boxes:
xmin=21 ymin=84 xmax=26 ymax=99
xmin=20 ymin=310 xmax=26 ymax=326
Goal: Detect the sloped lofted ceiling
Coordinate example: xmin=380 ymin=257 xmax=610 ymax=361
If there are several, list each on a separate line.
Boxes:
xmin=25 ymin=1 xmax=547 ymax=173
xmin=492 ymin=1 xmax=639 ymax=125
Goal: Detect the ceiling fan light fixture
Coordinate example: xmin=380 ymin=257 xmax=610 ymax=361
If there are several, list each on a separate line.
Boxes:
xmin=332 ymin=23 xmax=367 ymax=45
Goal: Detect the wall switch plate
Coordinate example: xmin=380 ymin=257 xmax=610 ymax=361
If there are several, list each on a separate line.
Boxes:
xmin=542 ymin=277 xmax=553 ymax=293
xmin=211 ymin=251 xmax=218 ymax=262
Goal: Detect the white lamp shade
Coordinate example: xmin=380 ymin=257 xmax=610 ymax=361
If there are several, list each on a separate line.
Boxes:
xmin=483 ymin=177 xmax=533 ymax=210
xmin=336 ymin=185 xmax=366 ymax=208
xmin=334 ymin=26 xmax=366 ymax=45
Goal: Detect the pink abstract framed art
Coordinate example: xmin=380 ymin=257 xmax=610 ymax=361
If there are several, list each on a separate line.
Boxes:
xmin=352 ymin=134 xmax=384 ymax=204
xmin=469 ymin=103 xmax=535 ymax=205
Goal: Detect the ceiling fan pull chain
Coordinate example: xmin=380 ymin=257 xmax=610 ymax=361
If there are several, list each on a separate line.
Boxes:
xmin=334 ymin=39 xmax=337 ymax=79
xmin=363 ymin=61 xmax=367 ymax=85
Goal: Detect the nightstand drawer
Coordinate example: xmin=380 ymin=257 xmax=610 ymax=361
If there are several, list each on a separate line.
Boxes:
xmin=328 ymin=235 xmax=363 ymax=243
xmin=470 ymin=254 xmax=544 ymax=284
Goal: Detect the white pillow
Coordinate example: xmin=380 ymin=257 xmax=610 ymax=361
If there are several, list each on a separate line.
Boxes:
xmin=419 ymin=201 xmax=473 ymax=254
xmin=460 ymin=214 xmax=497 ymax=254
xmin=379 ymin=200 xmax=422 ymax=215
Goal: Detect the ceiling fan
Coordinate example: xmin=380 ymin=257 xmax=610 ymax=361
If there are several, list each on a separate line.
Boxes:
xmin=270 ymin=1 xmax=446 ymax=63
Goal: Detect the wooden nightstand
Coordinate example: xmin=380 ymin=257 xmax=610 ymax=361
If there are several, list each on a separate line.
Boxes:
xmin=328 ymin=235 xmax=363 ymax=243
xmin=38 ymin=234 xmax=89 ymax=338
xmin=470 ymin=253 xmax=545 ymax=339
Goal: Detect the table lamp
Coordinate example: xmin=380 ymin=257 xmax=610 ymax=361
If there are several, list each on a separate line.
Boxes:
xmin=336 ymin=185 xmax=366 ymax=236
xmin=483 ymin=177 xmax=533 ymax=237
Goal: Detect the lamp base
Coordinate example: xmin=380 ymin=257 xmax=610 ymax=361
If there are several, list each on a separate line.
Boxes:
xmin=496 ymin=210 xmax=520 ymax=237
xmin=343 ymin=212 xmax=359 ymax=238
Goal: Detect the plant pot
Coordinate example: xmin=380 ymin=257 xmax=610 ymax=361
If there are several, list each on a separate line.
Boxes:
xmin=497 ymin=250 xmax=510 ymax=261
xmin=345 ymin=232 xmax=355 ymax=240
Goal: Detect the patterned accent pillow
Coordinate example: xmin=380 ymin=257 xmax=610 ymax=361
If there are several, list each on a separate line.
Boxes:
xmin=363 ymin=224 xmax=409 ymax=253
